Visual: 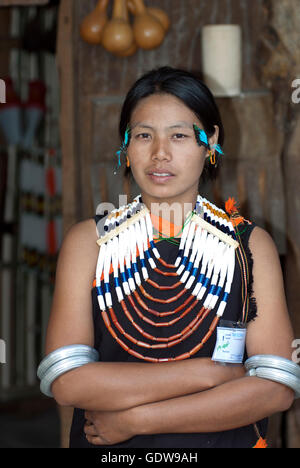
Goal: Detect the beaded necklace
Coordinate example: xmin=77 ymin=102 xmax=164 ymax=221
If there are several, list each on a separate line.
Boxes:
xmin=94 ymin=194 xmax=242 ymax=362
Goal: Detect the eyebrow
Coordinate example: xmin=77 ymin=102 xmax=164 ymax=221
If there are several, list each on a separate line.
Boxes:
xmin=131 ymin=122 xmax=194 ymax=130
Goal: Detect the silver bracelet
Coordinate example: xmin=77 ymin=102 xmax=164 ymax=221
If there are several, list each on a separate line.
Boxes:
xmin=37 ymin=344 xmax=99 ymax=397
xmin=37 ymin=344 xmax=99 ymax=380
xmin=40 ymin=355 xmax=96 ymax=397
xmin=245 ymin=355 xmax=300 ymax=399
xmin=246 ymin=366 xmax=300 ymax=399
xmin=245 ymin=355 xmax=300 ymax=378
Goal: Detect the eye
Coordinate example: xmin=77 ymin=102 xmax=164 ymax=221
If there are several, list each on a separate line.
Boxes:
xmin=136 ymin=133 xmax=151 ymax=139
xmin=173 ymin=133 xmax=188 ymax=139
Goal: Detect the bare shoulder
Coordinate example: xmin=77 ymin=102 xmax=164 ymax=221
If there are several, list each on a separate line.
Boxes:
xmin=54 ymin=217 xmax=101 ymax=293
xmin=247 ymin=225 xmax=284 ymax=298
xmin=248 ymin=225 xmax=279 ymax=257
xmin=248 ymin=225 xmax=282 ymax=274
xmin=62 ymin=218 xmax=99 ymax=250
xmin=58 ymin=218 xmax=99 ymax=268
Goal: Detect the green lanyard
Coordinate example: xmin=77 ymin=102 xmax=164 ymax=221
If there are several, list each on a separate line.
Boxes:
xmin=153 ymin=210 xmax=195 ymax=245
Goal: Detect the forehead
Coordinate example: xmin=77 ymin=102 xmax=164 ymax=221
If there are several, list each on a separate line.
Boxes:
xmin=130 ymin=94 xmax=197 ymax=126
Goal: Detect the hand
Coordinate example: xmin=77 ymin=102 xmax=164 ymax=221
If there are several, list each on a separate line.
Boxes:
xmin=84 ymin=407 xmax=137 ymax=446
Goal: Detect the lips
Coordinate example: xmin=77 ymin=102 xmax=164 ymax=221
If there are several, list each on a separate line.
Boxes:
xmin=147 ymin=169 xmax=175 ymax=176
xmin=147 ymin=169 xmax=175 ymax=183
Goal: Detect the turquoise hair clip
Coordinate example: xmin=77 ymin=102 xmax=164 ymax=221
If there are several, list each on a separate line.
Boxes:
xmin=211 ymin=143 xmax=224 ymax=155
xmin=193 ymin=123 xmax=210 ymax=149
xmin=193 ymin=123 xmax=224 ymax=156
xmin=114 ymin=124 xmax=131 ymax=175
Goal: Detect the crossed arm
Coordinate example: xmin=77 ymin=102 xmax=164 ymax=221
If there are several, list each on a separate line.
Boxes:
xmin=45 ymin=220 xmax=295 ymax=445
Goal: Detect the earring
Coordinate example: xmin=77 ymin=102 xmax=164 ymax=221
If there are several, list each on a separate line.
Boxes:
xmin=194 ymin=122 xmax=224 ymax=167
xmin=113 ymin=124 xmax=131 ymax=175
xmin=208 ymin=149 xmax=216 ymax=165
xmin=207 ymin=143 xmax=224 ymax=166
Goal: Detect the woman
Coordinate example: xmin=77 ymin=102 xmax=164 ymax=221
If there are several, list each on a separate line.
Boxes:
xmin=44 ymin=66 xmax=295 ymax=448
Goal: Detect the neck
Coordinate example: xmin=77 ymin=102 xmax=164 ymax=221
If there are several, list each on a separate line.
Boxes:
xmin=140 ymin=190 xmax=199 ymax=227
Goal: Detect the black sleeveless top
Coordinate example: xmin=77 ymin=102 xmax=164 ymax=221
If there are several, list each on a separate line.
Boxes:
xmin=69 ymin=215 xmax=268 ymax=448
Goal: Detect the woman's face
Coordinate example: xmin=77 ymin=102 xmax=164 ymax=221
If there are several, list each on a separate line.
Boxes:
xmin=127 ymin=93 xmax=218 ymax=208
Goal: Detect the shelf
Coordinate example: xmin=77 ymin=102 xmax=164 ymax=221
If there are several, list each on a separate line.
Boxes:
xmin=214 ymin=89 xmax=271 ymax=99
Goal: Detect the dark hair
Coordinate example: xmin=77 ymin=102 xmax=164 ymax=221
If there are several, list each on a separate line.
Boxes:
xmin=119 ymin=66 xmax=224 ymax=184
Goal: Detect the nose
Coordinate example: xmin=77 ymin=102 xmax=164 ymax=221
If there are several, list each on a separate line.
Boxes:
xmin=151 ymin=136 xmax=171 ymax=161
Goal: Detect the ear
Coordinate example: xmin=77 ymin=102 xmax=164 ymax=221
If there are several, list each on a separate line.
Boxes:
xmin=208 ymin=125 xmax=219 ymax=148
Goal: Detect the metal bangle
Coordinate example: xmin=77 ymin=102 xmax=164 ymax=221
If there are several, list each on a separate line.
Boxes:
xmin=245 ymin=355 xmax=300 ymax=379
xmin=40 ymin=355 xmax=97 ymax=397
xmin=37 ymin=344 xmax=99 ymax=380
xmin=246 ymin=366 xmax=300 ymax=399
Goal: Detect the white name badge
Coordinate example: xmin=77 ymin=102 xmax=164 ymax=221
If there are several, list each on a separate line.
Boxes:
xmin=212 ymin=325 xmax=247 ymax=364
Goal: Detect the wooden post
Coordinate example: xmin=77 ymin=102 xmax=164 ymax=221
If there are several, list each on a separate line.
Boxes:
xmin=56 ymin=0 xmax=77 ymax=448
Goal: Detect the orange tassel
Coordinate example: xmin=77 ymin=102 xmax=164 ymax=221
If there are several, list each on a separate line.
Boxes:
xmin=253 ymin=437 xmax=268 ymax=448
xmin=225 ymin=196 xmax=238 ymax=215
xmin=231 ymin=216 xmax=245 ymax=227
xmin=225 ymin=196 xmax=245 ymax=227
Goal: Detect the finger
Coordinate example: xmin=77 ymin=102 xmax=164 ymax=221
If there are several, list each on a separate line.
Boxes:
xmin=86 ymin=434 xmax=106 ymax=446
xmin=84 ymin=410 xmax=93 ymax=421
xmin=84 ymin=423 xmax=98 ymax=436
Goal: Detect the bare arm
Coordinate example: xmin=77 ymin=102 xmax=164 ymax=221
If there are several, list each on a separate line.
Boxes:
xmin=46 ymin=219 xmax=244 ymax=411
xmin=52 ymin=359 xmax=245 ymax=411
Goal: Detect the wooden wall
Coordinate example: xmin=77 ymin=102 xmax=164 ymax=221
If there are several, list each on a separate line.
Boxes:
xmin=57 ymin=0 xmax=300 ymax=447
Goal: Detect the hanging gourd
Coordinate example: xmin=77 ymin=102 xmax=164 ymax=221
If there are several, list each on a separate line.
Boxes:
xmin=129 ymin=0 xmax=166 ymax=50
xmin=101 ymin=0 xmax=135 ymax=55
xmin=80 ymin=0 xmax=109 ymax=45
xmin=114 ymin=40 xmax=138 ymax=57
xmin=127 ymin=0 xmax=170 ymax=32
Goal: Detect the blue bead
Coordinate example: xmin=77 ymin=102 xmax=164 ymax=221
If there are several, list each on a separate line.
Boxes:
xmin=114 ymin=277 xmax=120 ymax=287
xmin=150 ymin=240 xmax=156 ymax=250
xmin=197 ymin=273 xmax=205 ymax=284
xmin=192 ymin=267 xmax=198 ymax=277
xmin=222 ymin=292 xmax=229 ymax=303
xmin=203 ymin=277 xmax=210 ymax=288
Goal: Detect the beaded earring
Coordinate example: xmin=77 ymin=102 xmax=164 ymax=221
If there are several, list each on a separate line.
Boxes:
xmin=113 ymin=124 xmax=131 ymax=175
